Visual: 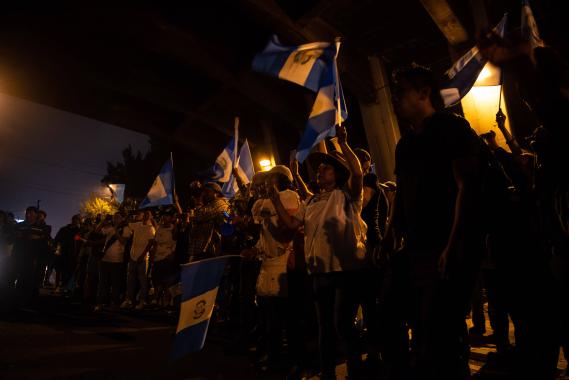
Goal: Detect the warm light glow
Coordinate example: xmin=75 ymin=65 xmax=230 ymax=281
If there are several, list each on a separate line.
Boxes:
xmin=259 ymin=159 xmax=273 ymax=172
xmin=461 ymin=85 xmax=513 ymax=150
xmin=476 ymin=66 xmax=492 ymax=82
xmin=474 ymin=63 xmax=501 ymax=86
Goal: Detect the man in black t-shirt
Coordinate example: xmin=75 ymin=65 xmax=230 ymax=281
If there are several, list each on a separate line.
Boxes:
xmin=388 ymin=65 xmax=483 ymax=380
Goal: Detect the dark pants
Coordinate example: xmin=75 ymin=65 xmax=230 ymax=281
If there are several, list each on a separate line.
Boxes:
xmin=97 ymin=261 xmax=123 ymax=306
xmin=257 ymin=296 xmax=287 ymax=361
xmin=126 ymin=259 xmax=149 ymax=303
xmin=398 ymin=251 xmax=480 ymax=380
xmin=312 ymin=271 xmax=363 ymax=379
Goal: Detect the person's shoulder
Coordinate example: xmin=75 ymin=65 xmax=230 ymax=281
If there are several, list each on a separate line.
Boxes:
xmin=363 ymin=172 xmax=379 ymax=187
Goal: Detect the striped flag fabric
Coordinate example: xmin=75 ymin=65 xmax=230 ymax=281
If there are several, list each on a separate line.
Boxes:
xmin=440 ymin=14 xmax=507 ymax=107
xmin=221 ymin=139 xmax=255 ymax=198
xmin=296 ymin=61 xmax=347 ymax=162
xmin=252 ymin=36 xmax=347 ymax=163
xmin=171 ymin=256 xmax=230 ymax=359
xmin=139 ymin=156 xmax=175 ymax=208
xmin=252 ymin=35 xmax=335 ymax=92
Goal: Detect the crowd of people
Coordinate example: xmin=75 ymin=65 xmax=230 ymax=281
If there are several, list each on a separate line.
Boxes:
xmin=1 ymin=35 xmax=568 ymax=380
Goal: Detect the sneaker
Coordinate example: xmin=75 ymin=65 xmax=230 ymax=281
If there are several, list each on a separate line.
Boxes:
xmin=120 ymin=300 xmax=134 ymax=309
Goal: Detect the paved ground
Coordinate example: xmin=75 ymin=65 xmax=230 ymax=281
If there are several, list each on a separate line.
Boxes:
xmin=0 ymin=293 xmax=567 ymax=380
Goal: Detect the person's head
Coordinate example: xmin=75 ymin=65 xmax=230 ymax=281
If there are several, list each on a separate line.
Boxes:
xmin=354 ymin=148 xmax=372 ymax=175
xmin=202 ymin=182 xmax=222 ymax=203
xmin=71 ymin=214 xmax=82 ymax=227
xmin=309 ymin=152 xmax=349 ymax=191
xmin=250 ymin=172 xmax=268 ymax=198
xmin=37 ymin=210 xmax=47 ymax=223
xmin=134 ymin=210 xmax=144 ymax=222
xmin=25 ymin=206 xmax=38 ymax=224
xmin=142 ymin=210 xmax=152 ymax=224
xmin=393 ymin=64 xmax=443 ymax=125
xmin=112 ymin=212 xmax=124 ymax=226
xmin=162 ymin=212 xmax=175 ymax=225
xmin=268 ymin=165 xmax=293 ymax=192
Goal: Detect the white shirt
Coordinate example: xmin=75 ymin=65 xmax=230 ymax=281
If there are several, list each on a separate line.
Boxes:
xmin=252 ymin=190 xmax=300 ymax=259
xmin=154 ymin=225 xmax=176 ymax=262
xmin=128 ymin=222 xmax=156 ymax=261
xmin=294 ymin=189 xmax=367 ymax=274
xmin=101 ymin=225 xmax=130 ymax=263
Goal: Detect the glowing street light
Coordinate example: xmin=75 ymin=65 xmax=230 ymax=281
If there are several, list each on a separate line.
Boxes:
xmin=259 ymin=159 xmax=273 ymax=172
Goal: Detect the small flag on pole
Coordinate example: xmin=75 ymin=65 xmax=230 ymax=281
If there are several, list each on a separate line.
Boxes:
xmin=222 ymin=139 xmax=255 ymax=198
xmin=212 ymin=138 xmax=236 ymax=183
xmin=171 ymin=256 xmax=230 ymax=359
xmin=521 ymin=0 xmax=544 ymax=49
xmin=139 ymin=156 xmax=175 ymax=208
xmin=440 ymin=14 xmax=507 ymax=107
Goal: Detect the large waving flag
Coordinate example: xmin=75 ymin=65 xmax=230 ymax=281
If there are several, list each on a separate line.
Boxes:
xmin=139 ymin=156 xmax=175 ymax=208
xmin=171 ymin=256 xmax=230 ymax=359
xmin=521 ymin=0 xmax=544 ymax=49
xmin=222 ymin=139 xmax=255 ymax=198
xmin=253 ymin=36 xmax=347 ymax=162
xmin=440 ymin=14 xmax=507 ymax=107
xmin=212 ymin=138 xmax=236 ymax=183
xmin=252 ymin=36 xmax=335 ymax=92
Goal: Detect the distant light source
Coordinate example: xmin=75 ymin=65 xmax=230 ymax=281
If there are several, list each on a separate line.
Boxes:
xmin=259 ymin=159 xmax=273 ymax=172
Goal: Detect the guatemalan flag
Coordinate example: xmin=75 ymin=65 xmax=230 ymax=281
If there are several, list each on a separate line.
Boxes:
xmin=171 ymin=256 xmax=230 ymax=359
xmin=252 ymin=36 xmax=347 ymax=162
xmin=222 ymin=139 xmax=255 ymax=198
xmin=212 ymin=138 xmax=236 ymax=183
xmin=521 ymin=0 xmax=544 ymax=49
xmin=440 ymin=14 xmax=507 ymax=107
xmin=139 ymin=156 xmax=175 ymax=208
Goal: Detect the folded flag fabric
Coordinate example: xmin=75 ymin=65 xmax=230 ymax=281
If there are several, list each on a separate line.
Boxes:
xmin=222 ymin=139 xmax=255 ymax=198
xmin=212 ymin=138 xmax=236 ymax=183
xmin=440 ymin=14 xmax=507 ymax=107
xmin=139 ymin=157 xmax=175 ymax=208
xmin=296 ymin=63 xmax=347 ymax=163
xmin=171 ymin=256 xmax=230 ymax=360
xmin=521 ymin=0 xmax=544 ymax=49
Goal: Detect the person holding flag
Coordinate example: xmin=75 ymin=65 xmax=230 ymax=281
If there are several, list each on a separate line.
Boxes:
xmin=187 ymin=182 xmax=229 ymax=263
xmin=269 ymin=124 xmax=366 ymax=379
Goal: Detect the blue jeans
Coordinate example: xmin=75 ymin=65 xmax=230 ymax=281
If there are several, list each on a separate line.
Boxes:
xmin=126 ymin=259 xmax=149 ymax=303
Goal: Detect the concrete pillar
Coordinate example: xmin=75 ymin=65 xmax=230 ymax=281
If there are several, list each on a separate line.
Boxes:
xmin=358 ymin=56 xmax=400 ymax=182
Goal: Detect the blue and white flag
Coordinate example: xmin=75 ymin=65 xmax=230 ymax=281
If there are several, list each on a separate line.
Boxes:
xmin=171 ymin=256 xmax=230 ymax=359
xmin=252 ymin=36 xmax=347 ymax=163
xmin=521 ymin=0 xmax=544 ymax=49
xmin=440 ymin=14 xmax=507 ymax=107
xmin=222 ymin=139 xmax=255 ymax=198
xmin=296 ymin=61 xmax=347 ymax=162
xmin=212 ymin=138 xmax=236 ymax=183
xmin=108 ymin=184 xmax=125 ymax=204
xmin=139 ymin=157 xmax=175 ymax=208
xmin=252 ymin=36 xmax=335 ymax=92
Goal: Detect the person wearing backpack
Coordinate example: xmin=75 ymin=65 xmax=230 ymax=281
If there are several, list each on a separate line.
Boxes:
xmin=386 ymin=65 xmax=484 ymax=380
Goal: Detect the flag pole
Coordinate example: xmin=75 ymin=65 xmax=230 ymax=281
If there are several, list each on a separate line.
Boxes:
xmin=233 ymin=117 xmax=240 ymax=168
xmin=334 ymin=37 xmax=342 ymax=128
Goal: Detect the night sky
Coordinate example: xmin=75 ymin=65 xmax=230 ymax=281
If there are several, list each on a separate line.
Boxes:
xmin=0 ymin=93 xmax=148 ymax=233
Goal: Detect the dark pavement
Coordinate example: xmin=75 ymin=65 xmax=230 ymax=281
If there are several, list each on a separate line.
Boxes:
xmin=0 ymin=293 xmax=281 ymax=380
xmin=1 ymin=292 xmax=567 ymax=380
